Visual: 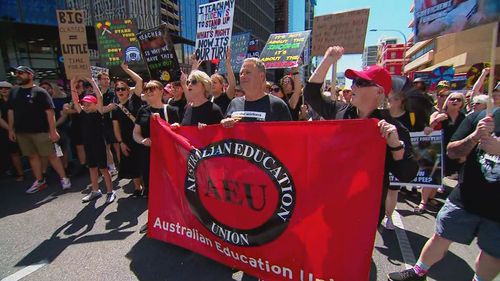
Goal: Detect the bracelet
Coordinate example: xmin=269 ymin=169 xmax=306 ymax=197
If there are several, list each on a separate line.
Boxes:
xmin=388 ymin=140 xmax=405 ymax=151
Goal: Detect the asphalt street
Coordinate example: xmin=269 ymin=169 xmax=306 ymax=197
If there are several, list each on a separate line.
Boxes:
xmin=0 ymin=171 xmax=490 ymax=281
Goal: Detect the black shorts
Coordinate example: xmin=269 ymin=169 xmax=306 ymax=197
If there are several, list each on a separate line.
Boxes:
xmin=84 ymin=139 xmax=107 ymax=169
xmin=103 ymin=121 xmax=117 ymax=144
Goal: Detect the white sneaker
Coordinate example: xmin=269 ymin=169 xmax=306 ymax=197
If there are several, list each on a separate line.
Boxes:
xmin=82 ymin=190 xmax=102 ymax=202
xmin=384 ymin=216 xmax=396 ymax=231
xmin=109 ymin=169 xmax=118 ymax=176
xmin=26 ymin=179 xmax=47 ymax=194
xmin=61 ymin=177 xmax=71 ymax=190
xmin=105 ymin=191 xmax=116 ymax=203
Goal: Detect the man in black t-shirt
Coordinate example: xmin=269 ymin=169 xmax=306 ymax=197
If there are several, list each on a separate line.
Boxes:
xmin=222 ymin=58 xmax=291 ymax=126
xmin=7 ymin=66 xmax=71 ymax=193
xmin=97 ymin=72 xmax=119 ymax=175
xmin=388 ymin=106 xmax=500 ymax=281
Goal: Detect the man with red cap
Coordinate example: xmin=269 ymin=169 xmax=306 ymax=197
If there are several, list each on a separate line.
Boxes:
xmin=303 ymin=46 xmax=418 ymax=225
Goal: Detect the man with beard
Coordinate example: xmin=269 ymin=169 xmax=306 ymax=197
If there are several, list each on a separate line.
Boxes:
xmin=7 ymin=66 xmax=71 ymax=193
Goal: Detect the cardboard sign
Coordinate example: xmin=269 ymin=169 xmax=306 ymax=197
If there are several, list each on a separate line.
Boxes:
xmin=390 ymin=131 xmax=443 ymax=188
xmin=57 ymin=10 xmax=91 ymax=79
xmin=195 ymin=0 xmax=236 ymax=61
xmin=137 ymin=24 xmax=181 ymax=83
xmin=218 ymin=33 xmax=250 ymax=74
xmin=312 ymin=9 xmax=370 ymax=56
xmin=259 ymin=31 xmax=311 ymax=69
xmin=414 ymin=0 xmax=500 ymax=42
xmin=95 ymin=19 xmax=143 ymax=73
xmin=149 ymin=119 xmax=386 ymax=281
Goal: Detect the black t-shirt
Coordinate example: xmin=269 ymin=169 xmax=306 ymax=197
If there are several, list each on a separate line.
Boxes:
xmin=53 ymin=96 xmax=71 ymax=130
xmin=135 ymin=105 xmax=180 ymax=139
xmin=286 ymin=94 xmax=303 ymax=121
xmin=441 ymin=112 xmax=465 ymax=147
xmin=7 ymin=86 xmax=55 ymax=133
xmin=447 ymin=109 xmax=500 ymax=223
xmin=112 ymin=94 xmax=144 ymax=145
xmin=181 ymin=101 xmax=223 ymax=126
xmin=80 ymin=110 xmax=105 ymax=145
xmin=213 ymin=92 xmax=232 ymax=115
xmin=225 ymin=94 xmax=292 ymax=122
xmin=168 ymin=97 xmax=187 ymax=121
xmin=102 ymin=88 xmax=115 ymax=125
xmin=394 ymin=111 xmax=413 ymax=132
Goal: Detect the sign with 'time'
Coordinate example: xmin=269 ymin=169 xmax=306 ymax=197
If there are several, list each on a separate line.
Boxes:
xmin=57 ymin=10 xmax=91 ymax=79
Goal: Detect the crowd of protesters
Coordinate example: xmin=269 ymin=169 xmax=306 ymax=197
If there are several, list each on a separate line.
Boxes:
xmin=0 ymin=43 xmax=499 ymax=280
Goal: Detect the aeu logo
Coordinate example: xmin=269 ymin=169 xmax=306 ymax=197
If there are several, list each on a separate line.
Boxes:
xmin=185 ymin=139 xmax=295 ymax=247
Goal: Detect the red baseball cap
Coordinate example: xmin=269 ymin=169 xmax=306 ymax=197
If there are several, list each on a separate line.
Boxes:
xmin=81 ymin=95 xmax=97 ymax=104
xmin=345 ymin=65 xmax=392 ymax=96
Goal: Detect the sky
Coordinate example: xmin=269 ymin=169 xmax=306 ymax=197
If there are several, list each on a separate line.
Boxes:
xmin=314 ymin=0 xmax=414 ymax=79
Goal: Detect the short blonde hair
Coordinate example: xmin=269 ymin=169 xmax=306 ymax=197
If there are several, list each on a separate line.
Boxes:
xmin=189 ymin=70 xmax=211 ymax=97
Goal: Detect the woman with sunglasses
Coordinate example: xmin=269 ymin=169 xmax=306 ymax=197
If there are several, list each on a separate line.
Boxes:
xmin=304 ymin=46 xmax=418 ymax=225
xmin=417 ymin=92 xmax=466 ymax=214
xmin=270 ymin=84 xmax=286 ymax=100
xmin=178 ymin=70 xmax=223 ymax=126
xmin=111 ymin=62 xmax=145 ymax=196
xmin=280 ymin=67 xmax=303 ymax=121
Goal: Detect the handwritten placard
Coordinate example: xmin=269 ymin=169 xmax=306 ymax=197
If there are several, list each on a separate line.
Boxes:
xmin=195 ymin=0 xmax=235 ymax=61
xmin=312 ymin=9 xmax=370 ymax=56
xmin=57 ymin=10 xmax=91 ymax=79
xmin=259 ymin=31 xmax=311 ymax=69
xmin=218 ymin=32 xmax=250 ymax=74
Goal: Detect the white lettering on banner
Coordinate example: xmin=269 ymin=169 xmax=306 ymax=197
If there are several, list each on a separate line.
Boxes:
xmin=230 ymin=111 xmax=266 ymax=121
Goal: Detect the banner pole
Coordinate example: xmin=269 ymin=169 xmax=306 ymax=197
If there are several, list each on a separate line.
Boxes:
xmin=487 ymin=22 xmax=498 ymax=116
xmin=331 ymin=62 xmax=337 ymax=101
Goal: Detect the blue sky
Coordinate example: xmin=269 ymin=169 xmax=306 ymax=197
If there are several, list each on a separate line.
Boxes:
xmin=314 ymin=0 xmax=413 ymax=78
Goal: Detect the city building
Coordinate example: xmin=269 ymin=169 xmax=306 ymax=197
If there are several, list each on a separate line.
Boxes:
xmin=378 ymin=42 xmax=407 ymax=75
xmin=362 ymin=46 xmax=378 ymax=68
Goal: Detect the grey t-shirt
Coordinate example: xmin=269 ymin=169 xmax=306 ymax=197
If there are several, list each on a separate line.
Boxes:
xmin=225 ymin=94 xmax=292 ymax=122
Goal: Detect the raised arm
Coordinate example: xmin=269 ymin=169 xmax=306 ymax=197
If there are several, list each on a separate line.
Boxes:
xmin=471 ymin=67 xmax=489 ymax=96
xmin=121 ymin=61 xmax=143 ymax=97
xmin=87 ymin=77 xmax=104 ymax=114
xmin=190 ymin=53 xmax=202 ymax=71
xmin=224 ymin=47 xmax=236 ymax=99
xmin=180 ymin=71 xmax=189 ymax=98
xmin=288 ymin=66 xmax=303 ymax=110
xmin=309 ymin=46 xmax=344 ymax=84
xmin=70 ymin=78 xmax=82 ymax=114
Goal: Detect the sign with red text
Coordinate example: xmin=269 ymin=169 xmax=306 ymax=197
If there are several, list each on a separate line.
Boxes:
xmin=57 ymin=10 xmax=91 ymax=79
xmin=149 ymin=119 xmax=386 ymax=281
xmin=312 ymin=9 xmax=370 ymax=56
xmin=195 ymin=0 xmax=235 ymax=61
xmin=259 ymin=31 xmax=311 ymax=69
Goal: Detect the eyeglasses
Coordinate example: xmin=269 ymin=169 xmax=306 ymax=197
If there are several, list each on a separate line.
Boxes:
xmin=115 ymin=87 xmax=127 ymax=92
xmin=271 ymin=87 xmax=280 ymax=92
xmin=473 ymin=102 xmax=484 ymax=106
xmin=353 ymin=78 xmax=377 ymax=88
xmin=186 ymin=79 xmax=198 ymax=86
xmin=448 ymin=98 xmax=462 ymax=102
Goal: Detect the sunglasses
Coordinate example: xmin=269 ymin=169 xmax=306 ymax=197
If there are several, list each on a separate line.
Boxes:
xmin=115 ymin=87 xmax=128 ymax=92
xmin=186 ymin=79 xmax=198 ymax=86
xmin=0 ymin=87 xmax=10 ymax=90
xmin=473 ymin=102 xmax=484 ymax=106
xmin=448 ymin=98 xmax=462 ymax=102
xmin=271 ymin=87 xmax=280 ymax=92
xmin=353 ymin=78 xmax=377 ymax=88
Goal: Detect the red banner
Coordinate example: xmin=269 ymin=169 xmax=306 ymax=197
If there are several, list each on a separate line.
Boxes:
xmin=149 ymin=119 xmax=386 ymax=281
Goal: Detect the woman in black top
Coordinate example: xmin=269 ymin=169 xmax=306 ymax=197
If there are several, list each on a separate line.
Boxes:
xmin=280 ymin=67 xmax=304 ymax=121
xmin=133 ymin=80 xmax=179 ymax=197
xmin=210 ymin=48 xmax=236 ymax=115
xmin=177 ymin=70 xmax=223 ymax=126
xmin=112 ymin=62 xmax=145 ymax=196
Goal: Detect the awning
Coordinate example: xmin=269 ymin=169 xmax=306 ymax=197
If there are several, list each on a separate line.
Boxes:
xmin=420 ymin=52 xmax=467 ymax=71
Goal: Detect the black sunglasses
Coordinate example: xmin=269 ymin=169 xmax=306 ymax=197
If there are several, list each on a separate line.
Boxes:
xmin=115 ymin=87 xmax=127 ymax=92
xmin=353 ymin=78 xmax=377 ymax=88
xmin=271 ymin=87 xmax=280 ymax=92
xmin=186 ymin=79 xmax=198 ymax=86
xmin=448 ymin=98 xmax=462 ymax=102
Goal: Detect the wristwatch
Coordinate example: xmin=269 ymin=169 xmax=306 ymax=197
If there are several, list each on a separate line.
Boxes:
xmin=388 ymin=140 xmax=405 ymax=151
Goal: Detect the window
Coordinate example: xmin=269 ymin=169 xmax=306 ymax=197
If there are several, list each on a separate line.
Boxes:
xmin=391 ymin=52 xmax=396 ymax=59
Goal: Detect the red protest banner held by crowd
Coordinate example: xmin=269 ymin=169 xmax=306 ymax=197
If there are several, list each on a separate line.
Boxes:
xmin=149 ymin=119 xmax=386 ymax=281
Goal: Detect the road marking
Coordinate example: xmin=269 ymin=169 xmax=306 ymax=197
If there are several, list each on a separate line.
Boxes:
xmin=392 ymin=210 xmax=417 ymax=269
xmin=1 ymin=260 xmax=48 ymax=281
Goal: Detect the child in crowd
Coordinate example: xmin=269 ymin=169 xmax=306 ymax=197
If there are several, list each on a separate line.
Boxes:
xmin=71 ymin=77 xmax=115 ymax=203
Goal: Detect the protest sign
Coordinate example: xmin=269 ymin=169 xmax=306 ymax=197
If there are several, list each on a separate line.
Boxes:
xmin=259 ymin=31 xmax=311 ymax=69
xmin=218 ymin=33 xmax=250 ymax=74
xmin=390 ymin=131 xmax=443 ymax=188
xmin=247 ymin=38 xmax=261 ymax=58
xmin=95 ymin=19 xmax=143 ymax=73
xmin=91 ymin=66 xmax=109 ymax=81
xmin=466 ymin=62 xmax=491 ymax=89
xmin=57 ymin=10 xmax=91 ymax=79
xmin=137 ymin=24 xmax=181 ymax=83
xmin=195 ymin=0 xmax=236 ymax=61
xmin=414 ymin=0 xmax=500 ymax=42
xmin=312 ymin=9 xmax=370 ymax=56
xmin=149 ymin=119 xmax=386 ymax=281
